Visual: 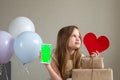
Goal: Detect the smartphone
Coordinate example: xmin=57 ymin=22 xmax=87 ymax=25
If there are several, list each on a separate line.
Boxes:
xmin=40 ymin=44 xmax=52 ymax=64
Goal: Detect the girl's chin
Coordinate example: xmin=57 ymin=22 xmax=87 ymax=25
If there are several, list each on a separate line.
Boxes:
xmin=75 ymin=46 xmax=80 ymax=49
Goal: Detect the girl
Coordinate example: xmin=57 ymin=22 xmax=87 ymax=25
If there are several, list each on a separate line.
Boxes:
xmin=44 ymin=25 xmax=98 ymax=80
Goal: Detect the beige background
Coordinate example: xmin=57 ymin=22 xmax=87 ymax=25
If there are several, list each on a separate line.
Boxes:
xmin=0 ymin=0 xmax=120 ymax=80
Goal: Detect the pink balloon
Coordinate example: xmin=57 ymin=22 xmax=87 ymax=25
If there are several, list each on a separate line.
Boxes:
xmin=0 ymin=31 xmax=14 ymax=64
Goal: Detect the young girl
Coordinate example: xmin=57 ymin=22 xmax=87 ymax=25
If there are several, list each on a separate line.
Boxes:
xmin=44 ymin=25 xmax=98 ymax=80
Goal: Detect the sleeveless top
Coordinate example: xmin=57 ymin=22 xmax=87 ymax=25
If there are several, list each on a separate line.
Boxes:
xmin=51 ymin=55 xmax=73 ymax=79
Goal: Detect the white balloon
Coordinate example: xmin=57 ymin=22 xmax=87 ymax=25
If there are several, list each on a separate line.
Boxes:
xmin=9 ymin=16 xmax=35 ymax=38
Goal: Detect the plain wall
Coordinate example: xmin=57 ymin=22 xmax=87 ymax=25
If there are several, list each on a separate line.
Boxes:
xmin=0 ymin=0 xmax=120 ymax=80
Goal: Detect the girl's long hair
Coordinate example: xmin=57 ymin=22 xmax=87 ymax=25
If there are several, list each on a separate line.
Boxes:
xmin=54 ymin=25 xmax=82 ymax=80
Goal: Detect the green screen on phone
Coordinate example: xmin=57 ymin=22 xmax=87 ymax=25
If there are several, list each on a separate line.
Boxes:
xmin=40 ymin=44 xmax=51 ymax=64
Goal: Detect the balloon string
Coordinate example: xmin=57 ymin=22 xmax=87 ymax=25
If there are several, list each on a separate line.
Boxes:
xmin=4 ymin=64 xmax=8 ymax=80
xmin=0 ymin=64 xmax=2 ymax=76
xmin=23 ymin=65 xmax=30 ymax=75
xmin=0 ymin=64 xmax=9 ymax=80
xmin=21 ymin=64 xmax=31 ymax=80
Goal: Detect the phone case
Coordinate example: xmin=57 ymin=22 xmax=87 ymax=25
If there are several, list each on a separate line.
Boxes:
xmin=40 ymin=44 xmax=51 ymax=64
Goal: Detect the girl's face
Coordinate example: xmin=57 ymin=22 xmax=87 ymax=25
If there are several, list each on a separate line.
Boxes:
xmin=68 ymin=28 xmax=81 ymax=50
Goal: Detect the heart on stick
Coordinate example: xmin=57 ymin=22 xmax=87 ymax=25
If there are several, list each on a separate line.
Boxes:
xmin=83 ymin=32 xmax=110 ymax=55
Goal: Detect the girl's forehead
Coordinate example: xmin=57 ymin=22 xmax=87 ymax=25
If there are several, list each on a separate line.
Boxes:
xmin=72 ymin=28 xmax=79 ymax=34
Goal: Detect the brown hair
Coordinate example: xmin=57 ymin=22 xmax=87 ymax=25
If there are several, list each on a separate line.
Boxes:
xmin=54 ymin=25 xmax=82 ymax=80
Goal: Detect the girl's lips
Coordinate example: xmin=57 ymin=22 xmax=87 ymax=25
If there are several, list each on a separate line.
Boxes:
xmin=75 ymin=42 xmax=80 ymax=44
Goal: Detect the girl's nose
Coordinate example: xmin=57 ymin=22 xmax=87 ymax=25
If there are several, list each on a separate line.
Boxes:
xmin=76 ymin=36 xmax=80 ymax=41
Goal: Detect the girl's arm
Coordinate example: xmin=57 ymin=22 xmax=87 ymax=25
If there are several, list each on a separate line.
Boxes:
xmin=44 ymin=56 xmax=62 ymax=80
xmin=40 ymin=52 xmax=62 ymax=80
xmin=45 ymin=64 xmax=62 ymax=80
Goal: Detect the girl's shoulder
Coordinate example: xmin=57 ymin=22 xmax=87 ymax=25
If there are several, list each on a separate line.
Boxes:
xmin=51 ymin=53 xmax=59 ymax=66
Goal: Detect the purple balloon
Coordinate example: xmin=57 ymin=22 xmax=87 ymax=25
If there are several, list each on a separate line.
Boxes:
xmin=0 ymin=31 xmax=14 ymax=64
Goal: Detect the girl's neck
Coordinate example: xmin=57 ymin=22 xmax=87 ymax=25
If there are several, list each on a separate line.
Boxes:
xmin=68 ymin=49 xmax=75 ymax=59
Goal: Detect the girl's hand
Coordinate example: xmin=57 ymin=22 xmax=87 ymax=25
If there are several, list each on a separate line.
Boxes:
xmin=91 ymin=50 xmax=99 ymax=57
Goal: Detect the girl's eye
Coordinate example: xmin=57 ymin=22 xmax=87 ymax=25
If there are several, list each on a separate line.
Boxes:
xmin=71 ymin=34 xmax=76 ymax=37
xmin=71 ymin=34 xmax=80 ymax=39
xmin=73 ymin=35 xmax=76 ymax=37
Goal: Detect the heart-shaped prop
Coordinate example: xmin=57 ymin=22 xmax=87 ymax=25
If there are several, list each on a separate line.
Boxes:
xmin=83 ymin=32 xmax=110 ymax=55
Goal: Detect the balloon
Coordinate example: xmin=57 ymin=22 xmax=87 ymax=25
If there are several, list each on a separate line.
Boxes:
xmin=14 ymin=31 xmax=43 ymax=64
xmin=0 ymin=31 xmax=14 ymax=64
xmin=9 ymin=16 xmax=35 ymax=38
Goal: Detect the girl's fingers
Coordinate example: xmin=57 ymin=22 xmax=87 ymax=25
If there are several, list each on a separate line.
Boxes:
xmin=91 ymin=52 xmax=97 ymax=57
xmin=96 ymin=50 xmax=100 ymax=56
xmin=91 ymin=51 xmax=100 ymax=57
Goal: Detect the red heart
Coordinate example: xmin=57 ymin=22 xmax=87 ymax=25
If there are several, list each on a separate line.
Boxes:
xmin=83 ymin=32 xmax=110 ymax=55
